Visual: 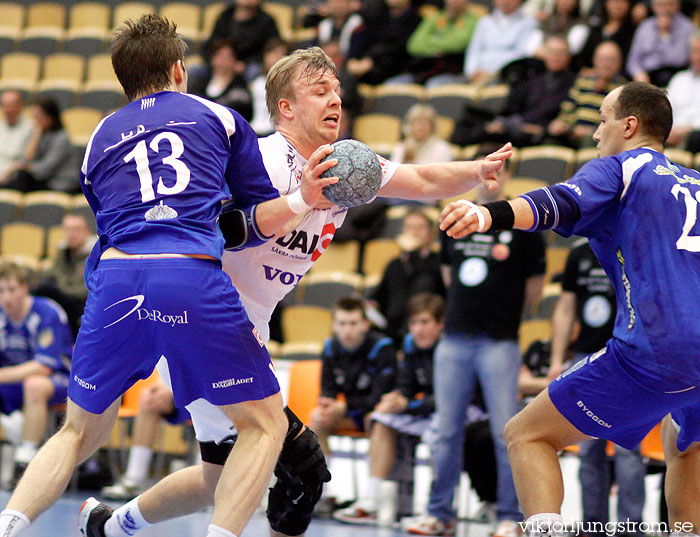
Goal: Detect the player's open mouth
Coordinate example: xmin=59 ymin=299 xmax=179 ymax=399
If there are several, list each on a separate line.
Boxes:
xmin=324 ymin=114 xmax=339 ymax=125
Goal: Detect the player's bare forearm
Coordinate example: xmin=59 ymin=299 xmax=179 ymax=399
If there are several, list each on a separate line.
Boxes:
xmin=255 ymin=145 xmax=338 ymax=237
xmin=439 ymin=196 xmax=535 ymax=238
xmin=0 ymin=361 xmax=51 ymax=384
xmin=380 ymin=143 xmax=513 ymax=199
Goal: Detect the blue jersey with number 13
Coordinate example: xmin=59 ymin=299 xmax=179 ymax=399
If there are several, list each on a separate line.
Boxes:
xmin=80 ymin=91 xmax=278 ymax=274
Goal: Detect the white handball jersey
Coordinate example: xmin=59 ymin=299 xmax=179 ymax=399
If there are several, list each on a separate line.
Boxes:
xmin=222 ymin=132 xmax=399 ymax=342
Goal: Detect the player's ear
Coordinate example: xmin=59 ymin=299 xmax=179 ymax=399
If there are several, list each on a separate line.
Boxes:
xmin=171 ymin=60 xmax=186 ymax=88
xmin=624 ymin=115 xmax=638 ymax=139
xmin=278 ymin=98 xmax=294 ymax=120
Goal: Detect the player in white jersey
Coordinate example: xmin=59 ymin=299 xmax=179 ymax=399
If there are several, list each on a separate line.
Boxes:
xmin=82 ymin=47 xmax=513 ymax=537
xmin=0 ymin=17 xmax=344 ymax=537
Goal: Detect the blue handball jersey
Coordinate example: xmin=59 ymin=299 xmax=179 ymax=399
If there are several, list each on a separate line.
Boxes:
xmin=0 ymin=297 xmax=72 ymax=374
xmin=80 ymin=91 xmax=279 ymax=274
xmin=553 ymin=148 xmax=700 ymax=382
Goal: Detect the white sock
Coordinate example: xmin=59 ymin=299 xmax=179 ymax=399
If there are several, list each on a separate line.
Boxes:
xmin=13 ymin=442 xmax=38 ymax=464
xmin=524 ymin=513 xmax=564 ymax=535
xmin=205 ymin=524 xmax=237 ymax=537
xmin=124 ymin=446 xmax=153 ymax=484
xmin=104 ymin=498 xmax=152 ymax=537
xmin=364 ymin=476 xmax=382 ymax=504
xmin=0 ymin=510 xmax=30 ymax=536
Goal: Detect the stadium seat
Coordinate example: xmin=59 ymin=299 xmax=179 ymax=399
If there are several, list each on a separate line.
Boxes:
xmin=352 ymin=114 xmax=402 ymax=147
xmin=295 ymin=270 xmax=362 ymax=309
xmin=0 ymin=2 xmax=24 ymax=55
xmin=378 ymin=204 xmax=410 ymax=239
xmin=62 ymin=106 xmax=104 ymax=147
xmin=574 ymin=147 xmax=598 ymax=173
xmin=523 ymin=282 xmax=561 ymax=320
xmin=18 ymin=3 xmax=66 ymax=56
xmin=367 ymin=84 xmax=426 ymax=119
xmin=0 ymin=52 xmax=41 ymax=96
xmin=694 ymin=152 xmax=700 ymax=171
xmin=664 ymin=148 xmax=693 ymax=168
xmin=112 ymin=3 xmax=156 ymax=30
xmin=35 ymin=53 xmax=85 ymax=109
xmin=361 ymin=237 xmax=401 ymax=277
xmin=476 ymin=84 xmax=510 ymax=115
xmin=0 ymin=222 xmax=46 ymax=260
xmin=426 ymin=84 xmax=479 ymax=122
xmin=513 ymin=145 xmax=576 ymax=185
xmin=81 ymin=52 xmax=122 ymax=92
xmin=0 ymin=189 xmax=23 ymax=227
xmin=435 ymin=116 xmax=455 ymax=140
xmin=503 ymin=177 xmax=548 ymax=199
xmin=310 ymin=240 xmax=360 ymax=273
xmin=280 ymin=341 xmax=323 ymax=363
xmin=286 ymin=359 xmax=322 ymax=424
xmin=19 ymin=191 xmax=72 ymax=229
xmin=519 ymin=319 xmax=551 ymax=354
xmin=262 ymin=2 xmax=294 ymax=41
xmin=159 ymin=3 xmax=202 ymax=50
xmin=545 ymin=246 xmax=569 ymax=284
xmin=281 ymin=305 xmax=332 ymax=343
xmin=202 ymin=2 xmax=226 ymax=37
xmin=64 ymin=2 xmax=111 ymax=57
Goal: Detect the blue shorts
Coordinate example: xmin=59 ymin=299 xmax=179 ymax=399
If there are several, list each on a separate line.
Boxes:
xmin=69 ymin=258 xmax=280 ymax=414
xmin=164 ymin=405 xmax=191 ymax=425
xmin=549 ymin=344 xmax=700 ymax=452
xmin=0 ymin=373 xmax=69 ymax=414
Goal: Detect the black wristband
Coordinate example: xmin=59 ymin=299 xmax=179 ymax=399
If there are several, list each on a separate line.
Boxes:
xmin=482 ymin=200 xmax=515 ymax=231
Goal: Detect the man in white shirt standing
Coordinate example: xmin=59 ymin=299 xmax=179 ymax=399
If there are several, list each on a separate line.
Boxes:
xmin=0 ymin=91 xmax=33 ymax=185
xmin=666 ymin=30 xmax=700 ymax=153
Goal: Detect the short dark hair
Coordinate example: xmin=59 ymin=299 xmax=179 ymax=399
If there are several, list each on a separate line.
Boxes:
xmin=614 ymin=82 xmax=673 ymax=143
xmin=332 ymin=296 xmax=366 ymax=318
xmin=407 ymin=292 xmax=445 ymax=322
xmin=33 ymin=97 xmax=63 ymax=131
xmin=110 ymin=14 xmax=187 ymax=101
xmin=208 ymin=38 xmax=238 ymax=58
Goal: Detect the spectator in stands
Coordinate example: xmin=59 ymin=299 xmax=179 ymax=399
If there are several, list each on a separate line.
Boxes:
xmin=250 ymin=38 xmax=290 ymax=136
xmin=625 ymin=0 xmax=695 ymax=86
xmin=4 ymin=97 xmax=79 ymax=193
xmin=310 ymin=296 xmax=396 ymax=458
xmin=405 ymin=165 xmax=545 ymax=537
xmin=666 ymin=31 xmax=700 ymax=153
xmin=0 ymin=91 xmax=33 ymax=186
xmin=204 ymin=0 xmax=280 ymax=80
xmin=451 ymin=35 xmax=577 ymax=147
xmin=391 ymin=105 xmax=453 ymax=166
xmin=529 ymin=0 xmax=590 ymax=55
xmin=312 ymin=0 xmax=364 ymax=59
xmin=100 ymin=377 xmax=190 ymax=501
xmin=344 ymin=0 xmax=421 ymax=86
xmin=371 ymin=208 xmax=445 ymax=344
xmin=546 ymin=40 xmax=625 ymax=147
xmin=404 ymin=0 xmax=479 ymax=84
xmin=550 ymin=239 xmax=646 ymax=537
xmin=0 ymin=261 xmax=72 ymax=481
xmin=577 ymin=0 xmax=637 ymax=69
xmin=34 ymin=211 xmax=96 ymax=339
xmin=333 ymin=293 xmax=444 ymax=525
xmin=462 ymin=0 xmax=538 ymax=85
xmin=188 ymin=38 xmax=253 ymax=121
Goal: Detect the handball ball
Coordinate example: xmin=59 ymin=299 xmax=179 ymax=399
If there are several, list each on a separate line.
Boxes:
xmin=320 ymin=139 xmax=382 ymax=208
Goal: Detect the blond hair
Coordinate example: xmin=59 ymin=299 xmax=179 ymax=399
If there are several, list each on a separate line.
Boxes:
xmin=265 ymin=47 xmax=338 ymax=125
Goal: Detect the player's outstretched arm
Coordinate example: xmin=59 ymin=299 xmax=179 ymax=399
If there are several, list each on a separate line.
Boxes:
xmin=377 ymin=142 xmax=513 ymax=200
xmin=439 ymin=197 xmax=535 ymax=239
xmin=254 ymin=145 xmax=339 ymax=237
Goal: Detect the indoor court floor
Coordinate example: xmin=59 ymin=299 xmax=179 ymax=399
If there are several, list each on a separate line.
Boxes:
xmin=0 ymin=490 xmax=498 ymax=537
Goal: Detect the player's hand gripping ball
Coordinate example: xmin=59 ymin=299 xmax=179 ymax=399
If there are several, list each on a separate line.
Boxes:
xmin=320 ymin=139 xmax=382 ymax=207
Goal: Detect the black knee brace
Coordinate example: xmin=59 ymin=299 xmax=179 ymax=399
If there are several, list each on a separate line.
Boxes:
xmin=266 ymin=408 xmax=331 ymax=536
